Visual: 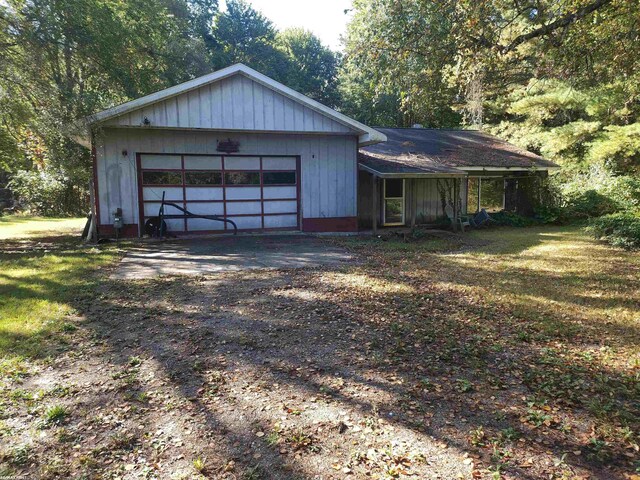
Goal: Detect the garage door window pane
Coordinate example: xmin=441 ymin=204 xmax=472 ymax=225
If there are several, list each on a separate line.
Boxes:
xmin=142 ymin=171 xmax=182 ymax=185
xmin=185 ymin=172 xmax=222 ymax=185
xmin=225 ymin=172 xmax=260 ymax=185
xmin=263 ymin=171 xmax=296 ymax=185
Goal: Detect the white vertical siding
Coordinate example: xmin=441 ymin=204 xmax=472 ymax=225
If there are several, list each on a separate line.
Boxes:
xmin=94 ymin=128 xmax=358 ymax=228
xmin=411 ymin=178 xmax=468 ymax=222
xmin=102 ymin=74 xmax=355 ymax=134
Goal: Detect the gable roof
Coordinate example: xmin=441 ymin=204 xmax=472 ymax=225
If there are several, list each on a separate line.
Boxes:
xmin=83 ymin=63 xmax=386 ymax=147
xmin=359 ymin=128 xmax=558 ymax=176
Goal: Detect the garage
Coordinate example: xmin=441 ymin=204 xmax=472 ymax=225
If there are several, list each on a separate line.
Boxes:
xmin=76 ymin=63 xmax=386 ymax=237
xmin=139 ymin=153 xmax=299 ymax=233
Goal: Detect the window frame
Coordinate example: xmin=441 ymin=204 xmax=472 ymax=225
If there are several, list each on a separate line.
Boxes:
xmin=383 ymin=178 xmax=405 ymax=226
xmin=223 ymin=171 xmax=261 ymax=186
xmin=467 ymin=176 xmax=506 ymax=214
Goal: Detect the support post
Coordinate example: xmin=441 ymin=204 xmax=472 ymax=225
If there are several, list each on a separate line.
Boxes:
xmin=410 ymin=179 xmax=417 ymax=228
xmin=371 ymin=174 xmax=377 ymax=236
xmin=452 ymin=179 xmax=459 ymax=232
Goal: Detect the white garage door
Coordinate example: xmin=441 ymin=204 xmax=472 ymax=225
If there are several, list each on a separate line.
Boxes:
xmin=138 ymin=154 xmax=299 ymax=233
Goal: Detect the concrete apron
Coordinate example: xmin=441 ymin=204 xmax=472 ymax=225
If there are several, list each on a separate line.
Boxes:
xmin=111 ymin=234 xmax=355 ymax=280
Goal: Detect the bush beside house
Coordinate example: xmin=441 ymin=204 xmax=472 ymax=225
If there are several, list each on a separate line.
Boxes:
xmin=8 ymin=169 xmax=88 ymax=217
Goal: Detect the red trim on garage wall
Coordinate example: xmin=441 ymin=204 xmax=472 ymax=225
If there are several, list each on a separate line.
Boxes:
xmin=302 ymin=217 xmax=358 ymax=232
xmin=98 ymin=224 xmax=139 ymax=238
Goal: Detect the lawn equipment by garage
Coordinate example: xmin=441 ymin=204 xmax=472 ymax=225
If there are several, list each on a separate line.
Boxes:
xmin=144 ymin=191 xmax=238 ymax=237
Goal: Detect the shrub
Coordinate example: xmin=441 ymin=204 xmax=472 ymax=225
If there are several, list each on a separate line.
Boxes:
xmin=586 ymin=212 xmax=640 ymax=250
xmin=8 ymin=169 xmax=87 ymax=216
xmin=491 ymin=211 xmax=541 ymax=227
xmin=564 ymin=189 xmax=619 ymax=218
xmin=560 ymin=164 xmax=640 ymax=216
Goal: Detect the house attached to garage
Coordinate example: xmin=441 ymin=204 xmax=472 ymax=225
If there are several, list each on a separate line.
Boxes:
xmin=72 ymin=63 xmax=557 ymax=237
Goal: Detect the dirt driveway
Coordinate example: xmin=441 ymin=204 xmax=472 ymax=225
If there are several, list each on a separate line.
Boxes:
xmin=2 ymin=227 xmax=637 ymax=479
xmin=113 ymin=234 xmax=355 ymax=279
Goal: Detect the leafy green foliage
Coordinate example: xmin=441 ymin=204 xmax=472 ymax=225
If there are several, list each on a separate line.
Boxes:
xmin=212 ymin=0 xmax=285 ymax=76
xmin=589 ymin=123 xmax=640 ymax=173
xmin=0 ymin=0 xmax=339 ymax=214
xmin=277 ymin=28 xmax=340 ymax=107
xmin=43 ymin=405 xmax=69 ymax=426
xmin=339 ymin=0 xmax=460 ymax=127
xmin=559 ymin=165 xmax=640 ymax=213
xmin=587 ymin=213 xmax=640 ymax=250
xmin=8 ymin=169 xmax=87 ymax=216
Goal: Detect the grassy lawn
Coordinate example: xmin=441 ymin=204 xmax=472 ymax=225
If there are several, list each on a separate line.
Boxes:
xmin=0 ymin=224 xmax=638 ymax=479
xmin=0 ymin=216 xmax=117 ymax=371
xmin=0 ymin=215 xmax=86 ymax=239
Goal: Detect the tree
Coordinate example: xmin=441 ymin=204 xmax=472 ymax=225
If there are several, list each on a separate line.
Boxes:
xmin=338 ymin=0 xmax=461 ymax=127
xmin=211 ymin=4 xmax=340 ymax=107
xmin=276 ymin=28 xmax=340 ymax=108
xmin=339 ymin=0 xmax=639 ymax=127
xmin=0 ymin=0 xmax=212 ymax=207
xmin=211 ymin=0 xmax=288 ymax=79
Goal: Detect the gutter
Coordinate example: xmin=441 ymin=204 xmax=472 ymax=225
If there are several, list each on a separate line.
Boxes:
xmin=359 ymin=163 xmax=467 ymax=179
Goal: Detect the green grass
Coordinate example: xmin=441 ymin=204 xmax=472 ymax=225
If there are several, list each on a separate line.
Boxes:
xmin=0 ymin=215 xmax=86 ymax=240
xmin=0 ymin=216 xmax=117 ymax=372
xmin=43 ymin=404 xmax=69 ymax=426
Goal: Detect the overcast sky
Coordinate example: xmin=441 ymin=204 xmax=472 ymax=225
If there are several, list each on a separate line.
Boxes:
xmin=220 ymin=0 xmax=354 ymax=51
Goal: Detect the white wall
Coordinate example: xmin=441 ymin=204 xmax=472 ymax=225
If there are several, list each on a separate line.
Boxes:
xmin=94 ymin=128 xmax=358 ymax=229
xmin=412 ymin=178 xmax=468 ymax=222
xmin=103 ymin=73 xmax=354 ymax=134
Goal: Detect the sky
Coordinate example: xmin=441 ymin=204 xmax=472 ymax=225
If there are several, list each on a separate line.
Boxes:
xmin=219 ymin=0 xmax=354 ymax=51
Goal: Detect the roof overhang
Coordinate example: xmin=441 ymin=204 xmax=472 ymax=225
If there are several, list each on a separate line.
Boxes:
xmin=358 ymin=163 xmax=467 ymax=179
xmin=75 ymin=63 xmax=386 ymax=148
xmin=461 ymin=166 xmax=560 ymax=172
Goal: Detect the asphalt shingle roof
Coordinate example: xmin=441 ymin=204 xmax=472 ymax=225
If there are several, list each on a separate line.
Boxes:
xmin=359 ymin=128 xmax=557 ymax=176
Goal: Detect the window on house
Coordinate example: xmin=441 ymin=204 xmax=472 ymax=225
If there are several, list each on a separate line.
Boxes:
xmin=480 ymin=178 xmax=505 ymax=212
xmin=467 ymin=177 xmax=505 ymax=213
xmin=383 ymin=178 xmax=405 ymax=225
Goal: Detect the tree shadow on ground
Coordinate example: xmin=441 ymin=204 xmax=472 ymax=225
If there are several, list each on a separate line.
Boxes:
xmin=67 ymin=249 xmax=637 ymax=479
xmin=2 ymin=227 xmax=637 ymax=479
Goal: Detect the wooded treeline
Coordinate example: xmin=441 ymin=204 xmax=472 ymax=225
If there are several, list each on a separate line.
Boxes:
xmin=1 ymin=0 xmax=639 ymax=231
xmin=339 ymin=0 xmax=640 ymax=220
xmin=0 ymin=0 xmax=340 ymax=214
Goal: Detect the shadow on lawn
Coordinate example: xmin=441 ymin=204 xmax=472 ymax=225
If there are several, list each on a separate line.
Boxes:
xmin=2 ymin=228 xmax=637 ymax=478
xmin=70 ymin=250 xmax=637 ymax=478
xmin=0 ymin=238 xmax=115 ymax=359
